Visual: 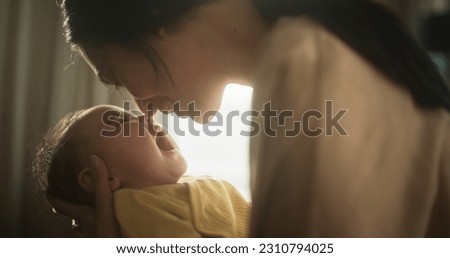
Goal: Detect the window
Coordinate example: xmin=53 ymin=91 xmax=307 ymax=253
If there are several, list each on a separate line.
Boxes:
xmin=164 ymin=84 xmax=253 ymax=199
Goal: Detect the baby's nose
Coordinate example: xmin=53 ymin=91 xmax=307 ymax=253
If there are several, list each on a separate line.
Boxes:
xmin=143 ymin=114 xmax=164 ymax=137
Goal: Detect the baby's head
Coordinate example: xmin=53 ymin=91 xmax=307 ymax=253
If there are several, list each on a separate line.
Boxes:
xmin=33 ymin=105 xmax=187 ymax=206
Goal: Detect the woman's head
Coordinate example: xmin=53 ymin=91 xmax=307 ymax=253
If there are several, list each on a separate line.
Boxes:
xmin=62 ymin=0 xmax=450 ymax=123
xmin=61 ymin=0 xmax=266 ymax=123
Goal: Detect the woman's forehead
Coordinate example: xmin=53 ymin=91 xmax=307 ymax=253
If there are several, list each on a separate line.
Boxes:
xmin=79 ymin=44 xmax=123 ymax=72
xmin=79 ymin=43 xmax=156 ymax=85
xmin=79 ymin=44 xmax=103 ymax=72
xmin=80 ymin=43 xmax=142 ymax=64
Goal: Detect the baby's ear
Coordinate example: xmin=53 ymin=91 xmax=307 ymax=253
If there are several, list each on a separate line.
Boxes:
xmin=78 ymin=169 xmax=94 ymax=193
xmin=78 ymin=170 xmax=121 ymax=192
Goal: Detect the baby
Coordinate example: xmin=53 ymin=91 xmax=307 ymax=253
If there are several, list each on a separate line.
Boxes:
xmin=33 ymin=105 xmax=249 ymax=237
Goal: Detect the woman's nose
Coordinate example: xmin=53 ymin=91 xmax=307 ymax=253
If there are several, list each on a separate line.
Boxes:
xmin=135 ymin=98 xmax=154 ymax=116
xmin=150 ymin=96 xmax=174 ymax=114
xmin=136 ymin=96 xmax=173 ymax=115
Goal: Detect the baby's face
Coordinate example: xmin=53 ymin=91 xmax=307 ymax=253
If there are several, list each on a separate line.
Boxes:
xmin=72 ymin=105 xmax=187 ymax=189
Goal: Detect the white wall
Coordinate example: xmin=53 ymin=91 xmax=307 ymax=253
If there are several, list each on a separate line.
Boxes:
xmin=164 ymin=84 xmax=253 ymax=200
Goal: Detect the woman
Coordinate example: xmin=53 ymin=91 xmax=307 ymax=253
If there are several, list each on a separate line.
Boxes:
xmin=50 ymin=0 xmax=450 ymax=237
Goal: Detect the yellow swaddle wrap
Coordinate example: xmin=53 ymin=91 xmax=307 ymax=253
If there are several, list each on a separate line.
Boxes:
xmin=114 ymin=177 xmax=250 ymax=237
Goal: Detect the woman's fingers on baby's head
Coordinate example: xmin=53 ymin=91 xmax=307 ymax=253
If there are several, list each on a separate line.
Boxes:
xmin=88 ymin=155 xmax=119 ymax=237
xmin=89 ymin=155 xmax=109 ymax=189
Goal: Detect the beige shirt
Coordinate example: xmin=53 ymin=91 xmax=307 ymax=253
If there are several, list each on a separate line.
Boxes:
xmin=250 ymin=17 xmax=450 ymax=237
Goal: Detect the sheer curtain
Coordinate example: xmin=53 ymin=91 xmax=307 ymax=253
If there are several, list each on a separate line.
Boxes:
xmin=0 ymin=0 xmax=131 ymax=237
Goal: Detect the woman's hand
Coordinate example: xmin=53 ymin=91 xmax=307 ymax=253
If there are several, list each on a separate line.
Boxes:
xmin=90 ymin=155 xmax=121 ymax=237
xmin=47 ymin=193 xmax=96 ymax=237
xmin=47 ymin=155 xmax=121 ymax=237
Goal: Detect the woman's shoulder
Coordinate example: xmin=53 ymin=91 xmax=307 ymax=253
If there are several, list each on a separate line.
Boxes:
xmin=254 ymin=15 xmax=421 ymax=104
xmin=253 ymin=16 xmax=367 ymax=110
xmin=254 ymin=16 xmax=363 ymax=102
xmin=256 ymin=16 xmax=344 ymax=71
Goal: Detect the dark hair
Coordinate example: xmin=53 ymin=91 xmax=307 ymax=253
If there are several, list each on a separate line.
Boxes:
xmin=61 ymin=0 xmax=450 ymax=111
xmin=252 ymin=0 xmax=450 ymax=111
xmin=60 ymin=0 xmax=210 ymax=81
xmin=423 ymin=11 xmax=450 ymax=53
xmin=61 ymin=0 xmax=207 ymax=47
xmin=33 ymin=110 xmax=95 ymax=207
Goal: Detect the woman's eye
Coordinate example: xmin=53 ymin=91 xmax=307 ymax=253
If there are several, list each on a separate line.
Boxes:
xmin=99 ymin=77 xmax=113 ymax=86
xmin=99 ymin=76 xmax=121 ymax=89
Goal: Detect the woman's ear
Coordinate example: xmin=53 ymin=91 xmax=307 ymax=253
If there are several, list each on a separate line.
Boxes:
xmin=78 ymin=169 xmax=94 ymax=193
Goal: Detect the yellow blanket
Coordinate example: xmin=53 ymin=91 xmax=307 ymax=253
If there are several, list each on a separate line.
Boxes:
xmin=114 ymin=177 xmax=250 ymax=237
